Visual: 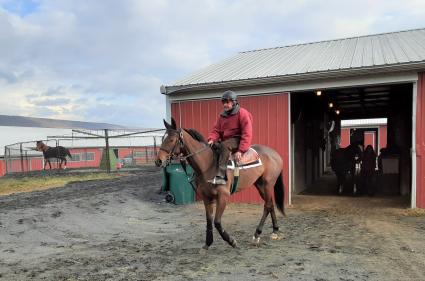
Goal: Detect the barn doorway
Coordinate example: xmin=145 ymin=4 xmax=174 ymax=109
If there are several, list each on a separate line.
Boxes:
xmin=290 ymin=83 xmax=413 ymax=206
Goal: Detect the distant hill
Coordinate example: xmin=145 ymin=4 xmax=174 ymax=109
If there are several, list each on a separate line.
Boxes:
xmin=0 ymin=115 xmax=128 ymax=130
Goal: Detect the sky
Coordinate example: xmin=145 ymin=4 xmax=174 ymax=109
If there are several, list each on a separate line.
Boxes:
xmin=0 ymin=0 xmax=424 ymax=128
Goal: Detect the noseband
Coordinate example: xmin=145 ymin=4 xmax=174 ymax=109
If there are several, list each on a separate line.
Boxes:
xmin=159 ymin=129 xmax=210 ymax=167
xmin=159 ymin=129 xmax=184 ymax=166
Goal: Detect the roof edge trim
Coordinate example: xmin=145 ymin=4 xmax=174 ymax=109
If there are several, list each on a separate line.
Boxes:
xmin=163 ymin=62 xmax=425 ymax=95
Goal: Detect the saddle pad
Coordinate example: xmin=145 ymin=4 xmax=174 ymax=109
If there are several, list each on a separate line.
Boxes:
xmin=227 ymin=147 xmax=262 ymax=170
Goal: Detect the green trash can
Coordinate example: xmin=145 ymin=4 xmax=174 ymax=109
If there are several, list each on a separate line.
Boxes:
xmin=162 ymin=162 xmax=195 ymax=205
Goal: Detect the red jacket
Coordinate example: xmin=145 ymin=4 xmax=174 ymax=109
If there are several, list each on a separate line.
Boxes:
xmin=208 ymin=106 xmax=253 ymax=153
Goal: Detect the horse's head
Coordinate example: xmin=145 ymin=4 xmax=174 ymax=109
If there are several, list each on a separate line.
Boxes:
xmin=36 ymin=141 xmax=46 ymax=152
xmin=155 ymin=118 xmax=184 ymax=167
xmin=353 ymin=143 xmax=363 ymax=162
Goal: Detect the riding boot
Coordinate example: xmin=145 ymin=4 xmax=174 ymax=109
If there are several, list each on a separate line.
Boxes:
xmin=217 ymin=148 xmax=230 ymax=180
xmin=207 ymin=143 xmax=231 ymax=185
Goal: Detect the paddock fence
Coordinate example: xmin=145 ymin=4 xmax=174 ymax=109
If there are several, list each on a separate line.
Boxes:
xmin=3 ymin=128 xmax=166 ymax=175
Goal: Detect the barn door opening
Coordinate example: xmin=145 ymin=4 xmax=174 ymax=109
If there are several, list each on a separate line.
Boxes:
xmin=291 ymin=83 xmax=413 ymax=206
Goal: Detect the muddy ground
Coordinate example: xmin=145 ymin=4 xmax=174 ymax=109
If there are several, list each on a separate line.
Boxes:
xmin=1 ymin=167 xmax=425 ymax=281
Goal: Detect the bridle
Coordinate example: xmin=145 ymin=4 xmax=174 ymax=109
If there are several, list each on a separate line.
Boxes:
xmin=159 ymin=128 xmax=210 ymax=167
xmin=159 ymin=129 xmax=184 ymax=166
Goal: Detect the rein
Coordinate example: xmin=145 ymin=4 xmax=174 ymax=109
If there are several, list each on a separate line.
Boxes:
xmin=163 ymin=129 xmax=210 ymax=161
xmin=162 ymin=128 xmax=211 ymax=192
xmin=180 ymin=145 xmax=210 ymax=161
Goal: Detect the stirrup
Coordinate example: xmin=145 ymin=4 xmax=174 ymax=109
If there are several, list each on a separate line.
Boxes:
xmin=207 ymin=176 xmax=227 ymax=185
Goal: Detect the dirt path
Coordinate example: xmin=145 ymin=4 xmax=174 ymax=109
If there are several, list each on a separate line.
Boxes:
xmin=1 ymin=167 xmax=424 ymax=280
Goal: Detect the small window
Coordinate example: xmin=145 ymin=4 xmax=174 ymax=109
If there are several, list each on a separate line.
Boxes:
xmin=70 ymin=153 xmax=81 ymax=162
xmin=69 ymin=152 xmax=95 ymax=162
xmin=83 ymin=152 xmax=95 ymax=161
xmin=133 ymin=151 xmax=145 ymax=158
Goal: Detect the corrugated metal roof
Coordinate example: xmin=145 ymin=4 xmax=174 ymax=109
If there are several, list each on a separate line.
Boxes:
xmin=341 ymin=118 xmax=387 ymax=127
xmin=0 ymin=115 xmax=127 ymax=130
xmin=169 ymin=28 xmax=425 ymax=89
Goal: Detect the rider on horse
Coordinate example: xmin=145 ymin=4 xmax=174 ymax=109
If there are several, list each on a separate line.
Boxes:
xmin=207 ymin=90 xmax=253 ymax=185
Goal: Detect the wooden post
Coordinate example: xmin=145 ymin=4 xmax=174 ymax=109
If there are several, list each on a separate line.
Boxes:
xmin=56 ymin=139 xmax=60 ymax=168
xmin=105 ymin=129 xmax=111 ymax=173
xmin=4 ymin=147 xmax=8 ymax=175
xmin=25 ymin=151 xmax=28 ymax=172
xmin=20 ymin=143 xmax=24 ymax=172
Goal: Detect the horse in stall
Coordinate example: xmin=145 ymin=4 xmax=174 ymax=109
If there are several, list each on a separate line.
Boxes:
xmin=330 ymin=142 xmax=363 ymax=195
xmin=155 ymin=118 xmax=285 ymax=251
xmin=36 ymin=141 xmax=72 ymax=170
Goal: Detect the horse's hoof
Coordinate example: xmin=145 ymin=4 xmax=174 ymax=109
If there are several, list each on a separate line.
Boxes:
xmin=252 ymin=236 xmax=260 ymax=246
xmin=270 ymin=233 xmax=283 ymax=240
xmin=230 ymin=239 xmax=237 ymax=248
xmin=199 ymin=245 xmax=208 ymax=255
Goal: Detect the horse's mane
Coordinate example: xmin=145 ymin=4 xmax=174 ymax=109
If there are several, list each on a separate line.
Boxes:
xmin=185 ymin=128 xmax=207 ymax=144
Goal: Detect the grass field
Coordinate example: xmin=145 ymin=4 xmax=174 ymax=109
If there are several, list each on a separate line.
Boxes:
xmin=0 ymin=173 xmax=120 ymax=196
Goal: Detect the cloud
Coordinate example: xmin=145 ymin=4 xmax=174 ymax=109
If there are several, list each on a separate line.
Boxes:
xmin=29 ymin=97 xmax=71 ymax=106
xmin=0 ymin=69 xmax=17 ymax=83
xmin=0 ymin=0 xmax=424 ymax=128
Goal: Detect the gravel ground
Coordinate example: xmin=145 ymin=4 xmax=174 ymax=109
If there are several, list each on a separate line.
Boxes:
xmin=1 ymin=167 xmax=424 ymax=281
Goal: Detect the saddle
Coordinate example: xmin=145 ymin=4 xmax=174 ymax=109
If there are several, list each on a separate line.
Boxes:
xmin=227 ymin=147 xmax=262 ymax=170
xmin=227 ymin=147 xmax=262 ymax=194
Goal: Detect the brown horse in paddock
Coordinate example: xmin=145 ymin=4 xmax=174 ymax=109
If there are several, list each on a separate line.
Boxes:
xmin=36 ymin=141 xmax=72 ymax=170
xmin=155 ymin=118 xmax=285 ymax=251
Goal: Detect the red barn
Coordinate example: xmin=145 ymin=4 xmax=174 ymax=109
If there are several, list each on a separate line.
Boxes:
xmin=161 ymin=28 xmax=425 ymax=209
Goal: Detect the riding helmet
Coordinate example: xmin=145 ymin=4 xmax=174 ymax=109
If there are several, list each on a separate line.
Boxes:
xmin=221 ymin=90 xmax=237 ymax=102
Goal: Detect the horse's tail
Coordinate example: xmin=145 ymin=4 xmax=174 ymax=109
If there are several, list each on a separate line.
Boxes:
xmin=66 ymin=149 xmax=72 ymax=159
xmin=274 ymin=172 xmax=285 ymax=216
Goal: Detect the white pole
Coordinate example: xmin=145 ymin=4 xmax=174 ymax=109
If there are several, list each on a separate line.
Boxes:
xmin=288 ymin=92 xmax=292 ymax=206
xmin=411 ymin=81 xmax=417 ymax=209
xmin=165 ymin=95 xmax=171 ymax=123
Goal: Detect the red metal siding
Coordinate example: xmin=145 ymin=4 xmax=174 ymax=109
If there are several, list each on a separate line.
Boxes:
xmin=364 ymin=131 xmax=376 ymax=151
xmin=67 ymin=148 xmax=101 ymax=168
xmin=118 ymin=148 xmax=133 ymax=159
xmin=0 ymin=159 xmax=5 ymax=177
xmin=171 ymin=93 xmax=290 ymax=204
xmin=417 ymin=73 xmax=425 ymax=208
xmin=31 ymin=158 xmax=44 ymax=170
xmin=379 ymin=125 xmax=387 ymax=151
xmin=340 ymin=128 xmax=350 ymax=148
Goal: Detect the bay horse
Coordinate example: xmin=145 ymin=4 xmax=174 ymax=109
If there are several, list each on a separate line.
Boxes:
xmin=155 ymin=118 xmax=285 ymax=251
xmin=36 ymin=141 xmax=72 ymax=170
xmin=330 ymin=142 xmax=363 ymax=195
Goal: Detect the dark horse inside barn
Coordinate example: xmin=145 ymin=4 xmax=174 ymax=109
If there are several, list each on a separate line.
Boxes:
xmin=331 ymin=142 xmax=363 ymax=195
xmin=36 ymin=141 xmax=72 ymax=170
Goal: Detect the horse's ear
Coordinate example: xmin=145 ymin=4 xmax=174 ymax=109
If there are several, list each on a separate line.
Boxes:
xmin=163 ymin=119 xmax=172 ymax=130
xmin=171 ymin=117 xmax=177 ymax=130
xmin=163 ymin=118 xmax=177 ymax=130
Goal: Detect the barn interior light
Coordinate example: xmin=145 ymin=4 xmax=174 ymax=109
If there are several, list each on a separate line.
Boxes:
xmin=316 ymin=90 xmax=322 ymax=96
xmin=329 ymin=102 xmax=334 ymax=108
xmin=335 ymin=109 xmax=340 ymax=115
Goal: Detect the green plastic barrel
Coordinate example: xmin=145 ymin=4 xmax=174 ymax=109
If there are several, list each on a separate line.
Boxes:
xmin=100 ymin=149 xmax=118 ymax=171
xmin=162 ymin=162 xmax=195 ymax=205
